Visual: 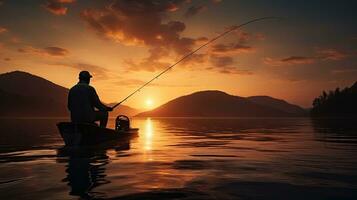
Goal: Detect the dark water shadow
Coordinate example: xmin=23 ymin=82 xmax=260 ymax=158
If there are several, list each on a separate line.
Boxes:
xmin=312 ymin=118 xmax=357 ymax=144
xmin=209 ymin=180 xmax=357 ymax=200
xmin=56 ymin=138 xmax=133 ymax=199
xmin=93 ymin=180 xmax=357 ymax=200
xmin=0 ymin=118 xmax=63 ymax=153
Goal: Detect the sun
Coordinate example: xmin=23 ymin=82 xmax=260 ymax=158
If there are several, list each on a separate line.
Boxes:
xmin=145 ymin=98 xmax=154 ymax=109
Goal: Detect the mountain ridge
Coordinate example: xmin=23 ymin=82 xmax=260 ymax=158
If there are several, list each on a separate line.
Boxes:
xmin=137 ymin=90 xmax=306 ymax=117
xmin=0 ymin=71 xmax=139 ymax=117
xmin=0 ymin=71 xmax=306 ymax=117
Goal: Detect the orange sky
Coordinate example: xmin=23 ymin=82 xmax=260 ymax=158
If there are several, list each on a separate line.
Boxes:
xmin=0 ymin=0 xmax=356 ymax=109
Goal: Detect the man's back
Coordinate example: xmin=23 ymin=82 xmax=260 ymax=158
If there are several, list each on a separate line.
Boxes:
xmin=68 ymin=71 xmax=111 ymax=127
xmin=68 ymin=83 xmax=96 ymax=123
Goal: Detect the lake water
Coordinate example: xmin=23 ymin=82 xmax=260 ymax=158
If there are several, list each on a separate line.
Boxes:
xmin=0 ymin=117 xmax=356 ymax=199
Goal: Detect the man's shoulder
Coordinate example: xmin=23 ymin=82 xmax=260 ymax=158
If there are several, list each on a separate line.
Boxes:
xmin=70 ymin=83 xmax=94 ymax=91
xmin=87 ymin=85 xmax=96 ymax=92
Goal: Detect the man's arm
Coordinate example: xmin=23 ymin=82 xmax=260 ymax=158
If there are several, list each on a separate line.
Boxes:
xmin=67 ymin=89 xmax=72 ymax=111
xmin=90 ymin=87 xmax=112 ymax=111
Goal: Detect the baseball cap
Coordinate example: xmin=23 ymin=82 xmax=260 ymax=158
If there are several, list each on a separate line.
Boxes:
xmin=79 ymin=71 xmax=92 ymax=79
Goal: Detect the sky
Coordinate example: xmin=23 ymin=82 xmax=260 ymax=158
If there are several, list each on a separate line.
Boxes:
xmin=0 ymin=0 xmax=356 ymax=109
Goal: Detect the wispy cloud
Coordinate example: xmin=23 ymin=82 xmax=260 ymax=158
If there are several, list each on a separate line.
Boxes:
xmin=228 ymin=29 xmax=265 ymax=43
xmin=331 ymin=69 xmax=357 ymax=74
xmin=50 ymin=62 xmax=111 ymax=80
xmin=0 ymin=26 xmax=7 ymax=34
xmin=18 ymin=46 xmax=69 ymax=57
xmin=207 ymin=55 xmax=253 ymax=75
xmin=113 ymin=78 xmax=194 ymax=87
xmin=315 ymin=48 xmax=348 ymax=61
xmin=184 ymin=4 xmax=207 ymax=18
xmin=264 ymin=48 xmax=349 ymax=66
xmin=264 ymin=56 xmax=316 ymax=66
xmin=210 ymin=43 xmax=254 ymax=55
xmin=211 ymin=0 xmax=223 ymax=3
xmin=42 ymin=0 xmax=75 ymax=16
xmin=210 ymin=55 xmax=234 ymax=67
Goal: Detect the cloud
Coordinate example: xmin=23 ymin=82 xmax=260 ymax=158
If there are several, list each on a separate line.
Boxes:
xmin=80 ymin=0 xmax=258 ymax=75
xmin=10 ymin=37 xmax=20 ymax=44
xmin=124 ymin=58 xmax=171 ymax=72
xmin=255 ymin=33 xmax=266 ymax=41
xmin=210 ymin=43 xmax=254 ymax=55
xmin=331 ymin=69 xmax=357 ymax=74
xmin=220 ymin=67 xmax=253 ymax=75
xmin=115 ymin=78 xmax=147 ymax=86
xmin=50 ymin=62 xmax=111 ymax=80
xmin=195 ymin=36 xmax=209 ymax=44
xmin=0 ymin=26 xmax=7 ymax=34
xmin=43 ymin=0 xmax=75 ymax=16
xmin=184 ymin=4 xmax=207 ymax=18
xmin=113 ymin=78 xmax=194 ymax=87
xmin=210 ymin=55 xmax=234 ymax=67
xmin=43 ymin=47 xmax=69 ymax=56
xmin=228 ymin=29 xmax=265 ymax=43
xmin=264 ymin=48 xmax=349 ymax=67
xmin=280 ymin=56 xmax=316 ymax=64
xmin=264 ymin=56 xmax=315 ymax=66
xmin=81 ymin=0 xmax=188 ymax=46
xmin=80 ymin=0 xmax=207 ymax=71
xmin=69 ymin=63 xmax=109 ymax=79
xmin=18 ymin=46 xmax=69 ymax=57
xmin=315 ymin=48 xmax=348 ymax=61
xmin=207 ymin=55 xmax=253 ymax=75
xmin=17 ymin=48 xmax=26 ymax=53
xmin=181 ymin=53 xmax=208 ymax=66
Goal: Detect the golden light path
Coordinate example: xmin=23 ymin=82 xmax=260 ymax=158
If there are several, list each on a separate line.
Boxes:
xmin=144 ymin=118 xmax=153 ymax=151
xmin=139 ymin=118 xmax=154 ymax=162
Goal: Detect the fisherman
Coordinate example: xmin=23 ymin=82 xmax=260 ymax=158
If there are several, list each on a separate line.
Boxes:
xmin=68 ymin=71 xmax=113 ymax=128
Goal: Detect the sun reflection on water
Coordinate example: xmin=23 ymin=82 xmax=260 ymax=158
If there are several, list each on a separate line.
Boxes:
xmin=144 ymin=118 xmax=153 ymax=151
xmin=139 ymin=118 xmax=154 ymax=161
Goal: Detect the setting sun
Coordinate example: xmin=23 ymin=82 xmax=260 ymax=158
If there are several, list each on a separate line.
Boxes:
xmin=145 ymin=98 xmax=154 ymax=109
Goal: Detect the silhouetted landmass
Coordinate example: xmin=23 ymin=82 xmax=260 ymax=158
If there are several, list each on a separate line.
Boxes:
xmin=0 ymin=71 xmax=69 ymax=117
xmin=137 ymin=91 xmax=306 ymax=117
xmin=247 ymin=96 xmax=306 ymax=116
xmin=108 ymin=103 xmax=140 ymax=117
xmin=311 ymin=81 xmax=357 ymax=117
xmin=0 ymin=71 xmax=139 ymax=117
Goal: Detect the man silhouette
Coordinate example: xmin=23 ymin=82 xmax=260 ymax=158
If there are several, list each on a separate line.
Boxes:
xmin=68 ymin=71 xmax=113 ymax=128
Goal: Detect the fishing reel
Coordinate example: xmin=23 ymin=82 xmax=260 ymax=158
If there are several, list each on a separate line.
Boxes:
xmin=115 ymin=115 xmax=130 ymax=131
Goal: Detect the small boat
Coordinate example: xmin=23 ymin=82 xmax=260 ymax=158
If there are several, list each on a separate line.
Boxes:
xmin=57 ymin=115 xmax=139 ymax=146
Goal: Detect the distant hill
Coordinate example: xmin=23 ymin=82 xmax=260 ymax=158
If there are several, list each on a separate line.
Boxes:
xmin=136 ymin=90 xmax=306 ymax=117
xmin=247 ymin=96 xmax=306 ymax=116
xmin=311 ymin=81 xmax=357 ymax=117
xmin=0 ymin=71 xmax=139 ymax=117
xmin=108 ymin=103 xmax=140 ymax=117
xmin=0 ymin=71 xmax=69 ymax=117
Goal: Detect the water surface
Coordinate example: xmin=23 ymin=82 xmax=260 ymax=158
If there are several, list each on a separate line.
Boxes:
xmin=0 ymin=117 xmax=356 ymax=199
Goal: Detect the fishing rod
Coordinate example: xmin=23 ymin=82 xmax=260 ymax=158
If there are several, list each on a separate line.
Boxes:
xmin=112 ymin=17 xmax=278 ymax=109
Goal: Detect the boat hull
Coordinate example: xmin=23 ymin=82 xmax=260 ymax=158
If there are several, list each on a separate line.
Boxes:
xmin=57 ymin=122 xmax=138 ymax=146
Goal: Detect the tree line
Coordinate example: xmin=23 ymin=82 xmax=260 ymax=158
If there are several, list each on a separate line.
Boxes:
xmin=311 ymin=82 xmax=357 ymax=117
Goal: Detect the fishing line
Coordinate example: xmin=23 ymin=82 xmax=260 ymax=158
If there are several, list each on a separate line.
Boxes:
xmin=112 ymin=17 xmax=279 ymax=109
